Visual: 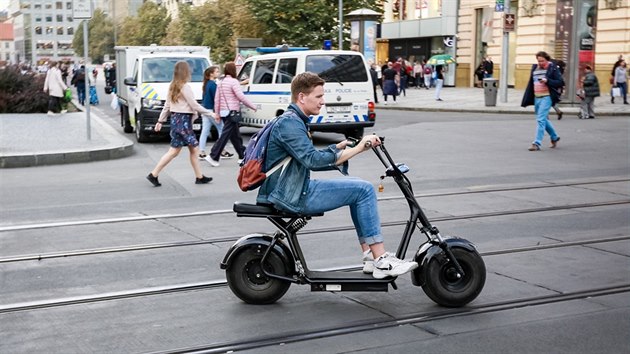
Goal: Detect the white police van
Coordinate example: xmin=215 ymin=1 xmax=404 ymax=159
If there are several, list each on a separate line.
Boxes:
xmin=236 ymin=49 xmax=375 ymax=138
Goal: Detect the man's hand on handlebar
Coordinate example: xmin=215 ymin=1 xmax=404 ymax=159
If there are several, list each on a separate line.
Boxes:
xmin=341 ymin=135 xmax=381 ymax=151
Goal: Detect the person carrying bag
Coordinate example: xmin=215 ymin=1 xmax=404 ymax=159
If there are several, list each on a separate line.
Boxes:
xmin=206 ymin=62 xmax=257 ymax=167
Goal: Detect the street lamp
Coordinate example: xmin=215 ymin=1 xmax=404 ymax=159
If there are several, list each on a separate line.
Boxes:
xmin=338 ymin=0 xmax=343 ymax=50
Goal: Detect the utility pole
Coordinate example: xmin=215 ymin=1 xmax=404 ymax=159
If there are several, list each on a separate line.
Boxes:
xmin=338 ymin=0 xmax=343 ymax=49
xmin=499 ymin=1 xmax=510 ymax=103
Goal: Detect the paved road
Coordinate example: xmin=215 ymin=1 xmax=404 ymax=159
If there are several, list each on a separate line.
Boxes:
xmin=1 ymin=108 xmax=628 ymax=353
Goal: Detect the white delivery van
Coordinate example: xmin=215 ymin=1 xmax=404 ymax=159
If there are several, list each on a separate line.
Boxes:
xmin=115 ymin=45 xmax=211 ymax=142
xmin=236 ymin=49 xmax=375 ymax=138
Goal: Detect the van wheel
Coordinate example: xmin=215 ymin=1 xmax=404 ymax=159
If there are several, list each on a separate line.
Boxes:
xmin=345 ymin=128 xmax=364 ymax=140
xmin=135 ymin=112 xmax=149 ymax=143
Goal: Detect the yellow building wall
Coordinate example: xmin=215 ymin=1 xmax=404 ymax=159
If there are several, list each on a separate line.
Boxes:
xmin=456 ymin=1 xmax=630 ymax=90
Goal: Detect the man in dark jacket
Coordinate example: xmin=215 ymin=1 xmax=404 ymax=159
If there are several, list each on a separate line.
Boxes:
xmin=70 ymin=65 xmax=87 ymax=105
xmin=521 ymin=51 xmax=564 ymax=151
xmin=580 ymin=65 xmax=600 ymax=119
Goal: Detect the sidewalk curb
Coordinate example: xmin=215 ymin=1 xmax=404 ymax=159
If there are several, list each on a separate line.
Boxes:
xmin=0 ymin=102 xmax=134 ymax=168
xmin=376 ymin=105 xmax=629 ymax=116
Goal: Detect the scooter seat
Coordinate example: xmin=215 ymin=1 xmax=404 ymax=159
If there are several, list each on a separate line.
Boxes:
xmin=233 ymin=202 xmax=324 ymax=218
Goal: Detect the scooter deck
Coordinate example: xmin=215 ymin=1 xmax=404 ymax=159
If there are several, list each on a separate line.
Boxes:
xmin=305 ymin=270 xmax=394 ymax=292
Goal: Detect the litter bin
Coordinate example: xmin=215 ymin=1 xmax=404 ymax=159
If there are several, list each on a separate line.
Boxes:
xmin=483 ymin=78 xmax=498 ymax=106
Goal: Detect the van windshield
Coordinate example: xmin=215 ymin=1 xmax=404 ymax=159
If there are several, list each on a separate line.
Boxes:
xmin=142 ymin=57 xmax=209 ymax=83
xmin=306 ymin=54 xmax=368 ymax=83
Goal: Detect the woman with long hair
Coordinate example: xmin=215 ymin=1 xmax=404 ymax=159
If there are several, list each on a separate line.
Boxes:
xmin=43 ymin=61 xmax=68 ymax=115
xmin=206 ymin=62 xmax=257 ymax=166
xmin=146 ymin=61 xmax=214 ymax=187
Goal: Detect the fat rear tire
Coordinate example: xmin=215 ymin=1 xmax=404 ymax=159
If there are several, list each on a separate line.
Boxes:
xmin=421 ymin=247 xmax=486 ymax=307
xmin=226 ymin=247 xmax=291 ymax=304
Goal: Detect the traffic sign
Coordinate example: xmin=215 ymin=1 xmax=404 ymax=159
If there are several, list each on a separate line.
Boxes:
xmin=73 ymin=0 xmax=93 ymax=19
xmin=504 ymin=13 xmax=515 ymax=32
xmin=235 ymin=53 xmax=245 ymax=72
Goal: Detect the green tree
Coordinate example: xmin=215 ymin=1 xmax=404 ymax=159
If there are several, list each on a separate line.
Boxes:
xmin=246 ymin=0 xmax=382 ymax=49
xmin=72 ymin=9 xmax=114 ymax=63
xmin=118 ymin=2 xmax=170 ymax=46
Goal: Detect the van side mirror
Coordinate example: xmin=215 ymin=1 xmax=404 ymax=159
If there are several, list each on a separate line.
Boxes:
xmin=124 ymin=77 xmax=137 ymax=86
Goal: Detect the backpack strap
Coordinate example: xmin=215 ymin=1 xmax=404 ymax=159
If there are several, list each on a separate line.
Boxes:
xmin=266 ymin=156 xmax=291 ymax=177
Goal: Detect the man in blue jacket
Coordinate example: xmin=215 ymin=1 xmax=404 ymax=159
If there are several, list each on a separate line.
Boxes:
xmin=521 ymin=51 xmax=564 ymax=151
xmin=257 ymin=72 xmax=418 ymax=280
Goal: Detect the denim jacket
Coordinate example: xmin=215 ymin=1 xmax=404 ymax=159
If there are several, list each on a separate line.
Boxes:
xmin=256 ymin=104 xmax=348 ymax=213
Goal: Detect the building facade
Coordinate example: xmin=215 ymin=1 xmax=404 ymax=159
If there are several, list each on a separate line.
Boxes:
xmin=0 ymin=22 xmax=17 ymax=65
xmin=377 ymin=0 xmax=629 ymax=99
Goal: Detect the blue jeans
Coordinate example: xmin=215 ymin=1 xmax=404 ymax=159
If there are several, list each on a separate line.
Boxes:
xmin=198 ymin=114 xmax=223 ymax=152
xmin=302 ymin=177 xmax=383 ymax=245
xmin=76 ymin=85 xmax=86 ymax=105
xmin=533 ymin=95 xmax=559 ymax=146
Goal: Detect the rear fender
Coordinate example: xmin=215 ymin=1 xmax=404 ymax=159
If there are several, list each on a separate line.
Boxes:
xmin=220 ymin=233 xmax=294 ymax=273
xmin=411 ymin=237 xmax=478 ymax=287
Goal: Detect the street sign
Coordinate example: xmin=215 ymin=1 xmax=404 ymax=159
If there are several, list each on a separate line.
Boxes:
xmin=504 ymin=13 xmax=515 ymax=32
xmin=73 ymin=0 xmax=93 ymax=19
xmin=234 ymin=53 xmax=244 ymax=72
xmin=495 ymin=0 xmax=504 ymax=12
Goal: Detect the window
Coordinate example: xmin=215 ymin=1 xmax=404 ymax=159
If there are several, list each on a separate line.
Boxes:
xmin=67 ymin=16 xmax=73 ymax=22
xmin=56 ymin=1 xmax=62 ymax=9
xmin=35 ymin=26 xmax=42 ymax=34
xmin=142 ymin=57 xmax=209 ymax=83
xmin=306 ymin=54 xmax=368 ymax=82
xmin=35 ymin=16 xmax=42 ymax=22
xmin=276 ymin=58 xmax=297 ymax=83
xmin=67 ymin=27 xmax=73 ymax=35
xmin=45 ymin=14 xmax=52 ymax=22
xmin=34 ymin=4 xmax=41 ymax=9
xmin=45 ymin=26 xmax=53 ymax=34
xmin=237 ymin=61 xmax=253 ymax=82
xmin=252 ymin=59 xmax=276 ymax=84
xmin=57 ymin=14 xmax=63 ymax=22
xmin=66 ymin=2 xmax=72 ymax=9
xmin=45 ymin=3 xmax=52 ymax=9
xmin=57 ymin=26 xmax=64 ymax=35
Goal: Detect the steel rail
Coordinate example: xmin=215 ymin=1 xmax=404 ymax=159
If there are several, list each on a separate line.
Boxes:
xmin=151 ymin=284 xmax=630 ymax=354
xmin=1 ymin=199 xmax=628 ymax=264
xmin=1 ymin=178 xmax=626 ymax=232
xmin=1 ymin=235 xmax=628 ymax=314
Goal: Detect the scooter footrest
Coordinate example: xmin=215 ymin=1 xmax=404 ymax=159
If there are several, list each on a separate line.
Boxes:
xmin=306 ymin=270 xmax=391 ymax=292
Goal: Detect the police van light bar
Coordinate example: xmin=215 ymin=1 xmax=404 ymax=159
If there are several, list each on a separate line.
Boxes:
xmin=256 ymin=45 xmax=310 ymax=54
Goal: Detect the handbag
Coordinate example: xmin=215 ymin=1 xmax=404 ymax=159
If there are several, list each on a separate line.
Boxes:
xmin=227 ymin=110 xmax=242 ymax=123
xmin=63 ymin=88 xmax=72 ymax=103
xmin=612 ymin=87 xmax=621 ymax=97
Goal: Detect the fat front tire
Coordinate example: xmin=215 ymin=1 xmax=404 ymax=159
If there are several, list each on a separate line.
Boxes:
xmin=226 ymin=247 xmax=291 ymax=304
xmin=421 ymin=247 xmax=486 ymax=307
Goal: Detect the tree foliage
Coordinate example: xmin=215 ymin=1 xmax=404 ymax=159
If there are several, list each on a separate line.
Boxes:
xmin=118 ymin=2 xmax=170 ymax=46
xmin=72 ymin=9 xmax=114 ymax=63
xmin=246 ymin=0 xmax=383 ymax=49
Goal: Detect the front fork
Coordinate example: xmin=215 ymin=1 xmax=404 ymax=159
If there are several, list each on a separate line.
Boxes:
xmin=424 ymin=226 xmax=465 ymax=278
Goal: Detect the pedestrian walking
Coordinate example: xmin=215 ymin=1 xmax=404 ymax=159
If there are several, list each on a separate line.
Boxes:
xmin=422 ymin=60 xmax=432 ymax=89
xmin=612 ymin=59 xmax=628 ymax=104
xmin=413 ymin=61 xmax=423 ymax=88
xmin=206 ymin=62 xmax=257 ymax=167
xmin=198 ymin=66 xmax=233 ymax=160
xmin=43 ymin=61 xmax=68 ymax=116
xmin=474 ymin=63 xmax=484 ymax=88
xmin=610 ymin=55 xmax=624 ymax=104
xmin=398 ymin=60 xmax=408 ymax=97
xmin=578 ymin=65 xmax=600 ymax=119
xmin=369 ymin=64 xmax=379 ymax=103
xmin=146 ymin=61 xmax=214 ymax=187
xmin=434 ymin=65 xmax=444 ymax=101
xmin=70 ymin=65 xmax=86 ymax=106
xmin=382 ymin=62 xmax=398 ymax=105
xmin=520 ymin=51 xmax=564 ymax=151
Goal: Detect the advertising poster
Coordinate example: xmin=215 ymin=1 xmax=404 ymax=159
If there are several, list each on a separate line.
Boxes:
xmin=363 ymin=21 xmax=377 ymax=64
xmin=554 ymin=0 xmax=573 ymax=99
xmin=351 ymin=21 xmax=360 ymax=52
xmin=577 ymin=0 xmax=597 ymax=91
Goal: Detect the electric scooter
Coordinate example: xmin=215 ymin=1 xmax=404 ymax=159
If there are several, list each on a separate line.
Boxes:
xmin=220 ymin=137 xmax=486 ymax=307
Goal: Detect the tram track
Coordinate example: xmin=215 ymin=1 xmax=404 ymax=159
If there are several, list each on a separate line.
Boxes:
xmin=150 ymin=284 xmax=630 ymax=354
xmin=1 ymin=198 xmax=628 ymax=264
xmin=1 ymin=233 xmax=628 ymax=314
xmin=1 ymin=177 xmax=627 ymax=233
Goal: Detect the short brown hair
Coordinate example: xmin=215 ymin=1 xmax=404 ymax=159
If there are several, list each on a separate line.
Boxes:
xmin=291 ymin=72 xmax=325 ymax=103
xmin=223 ymin=62 xmax=237 ymax=78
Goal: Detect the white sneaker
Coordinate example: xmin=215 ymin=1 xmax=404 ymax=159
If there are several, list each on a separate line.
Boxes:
xmin=237 ymin=158 xmax=244 ymax=164
xmin=47 ymin=111 xmax=57 ymax=116
xmin=204 ymin=155 xmax=220 ymax=167
xmin=362 ymin=249 xmax=374 ymax=274
xmin=372 ymin=252 xmax=418 ymax=279
xmin=60 ymin=109 xmax=68 ymax=114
